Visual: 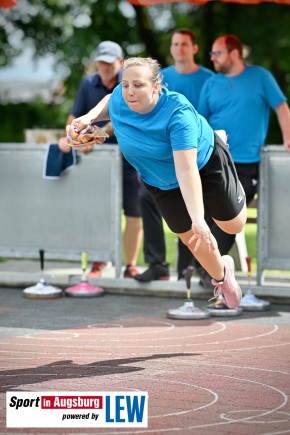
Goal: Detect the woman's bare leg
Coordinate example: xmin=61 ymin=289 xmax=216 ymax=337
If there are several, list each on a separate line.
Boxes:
xmin=178 ymin=229 xmax=242 ymax=308
xmin=177 ymin=206 xmax=246 ymax=308
xmin=213 ymin=203 xmax=247 ymax=235
xmin=178 ymin=203 xmax=247 ymax=280
xmin=178 ymin=230 xmax=224 ymax=281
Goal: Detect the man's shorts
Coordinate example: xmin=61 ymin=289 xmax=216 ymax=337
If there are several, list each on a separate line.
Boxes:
xmin=144 ymin=132 xmax=245 ymax=234
xmin=122 ymin=158 xmax=142 ymax=218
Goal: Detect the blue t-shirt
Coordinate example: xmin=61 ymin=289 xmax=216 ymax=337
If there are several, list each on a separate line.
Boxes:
xmin=108 ymin=85 xmax=214 ymax=190
xmin=71 ymin=70 xmax=123 ymax=144
xmin=198 ymin=65 xmax=287 ymax=163
xmin=162 ymin=65 xmax=214 ymax=108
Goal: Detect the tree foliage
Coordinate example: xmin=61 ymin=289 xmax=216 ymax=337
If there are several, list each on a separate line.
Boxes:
xmin=1 ymin=0 xmax=290 ymax=143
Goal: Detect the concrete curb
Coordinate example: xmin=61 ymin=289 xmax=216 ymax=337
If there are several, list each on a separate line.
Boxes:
xmin=0 ymin=260 xmax=289 ymax=300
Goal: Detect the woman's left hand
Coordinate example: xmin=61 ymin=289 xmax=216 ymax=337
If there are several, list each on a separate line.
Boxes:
xmin=189 ymin=221 xmax=217 ymax=253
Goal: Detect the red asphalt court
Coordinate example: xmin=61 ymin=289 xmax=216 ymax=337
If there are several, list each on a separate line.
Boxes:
xmin=1 ymin=308 xmax=290 ymax=435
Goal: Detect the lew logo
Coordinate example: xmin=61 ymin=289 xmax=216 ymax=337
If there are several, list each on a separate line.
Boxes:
xmin=105 ymin=395 xmax=146 ymax=424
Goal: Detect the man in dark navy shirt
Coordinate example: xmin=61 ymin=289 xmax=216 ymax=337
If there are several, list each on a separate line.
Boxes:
xmin=59 ymin=41 xmax=143 ymax=278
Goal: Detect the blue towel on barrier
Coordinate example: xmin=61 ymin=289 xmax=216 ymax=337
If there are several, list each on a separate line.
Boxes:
xmin=43 ymin=143 xmax=77 ymax=179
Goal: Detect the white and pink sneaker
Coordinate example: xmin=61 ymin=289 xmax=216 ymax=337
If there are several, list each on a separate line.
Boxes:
xmin=210 ymin=255 xmax=242 ymax=309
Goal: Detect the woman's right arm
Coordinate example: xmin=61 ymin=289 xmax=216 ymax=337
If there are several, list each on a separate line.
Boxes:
xmin=71 ymin=94 xmax=111 ymax=132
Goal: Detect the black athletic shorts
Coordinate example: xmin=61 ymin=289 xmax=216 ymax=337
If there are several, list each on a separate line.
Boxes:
xmin=144 ymin=132 xmax=246 ymax=234
xmin=122 ymin=157 xmax=142 ymax=217
xmin=235 ymin=162 xmax=259 ymax=205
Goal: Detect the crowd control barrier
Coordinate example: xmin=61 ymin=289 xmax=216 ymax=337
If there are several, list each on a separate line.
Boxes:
xmin=257 ymin=146 xmax=290 ymax=285
xmin=0 ymin=143 xmax=123 ymax=277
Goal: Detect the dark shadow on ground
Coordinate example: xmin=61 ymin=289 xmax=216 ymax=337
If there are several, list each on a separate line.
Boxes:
xmin=0 ymin=353 xmax=200 ymax=392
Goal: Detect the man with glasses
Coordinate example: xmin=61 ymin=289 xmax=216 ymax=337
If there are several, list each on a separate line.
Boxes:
xmin=195 ymin=34 xmax=290 ymax=288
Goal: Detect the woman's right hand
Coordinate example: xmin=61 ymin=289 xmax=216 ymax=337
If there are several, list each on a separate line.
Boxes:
xmin=70 ymin=115 xmax=91 ymax=133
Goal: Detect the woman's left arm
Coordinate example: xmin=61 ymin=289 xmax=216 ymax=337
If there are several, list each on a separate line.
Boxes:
xmin=173 ymin=148 xmax=216 ymax=252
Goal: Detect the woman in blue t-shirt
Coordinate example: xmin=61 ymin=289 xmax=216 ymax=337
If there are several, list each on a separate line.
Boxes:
xmin=70 ymin=57 xmax=247 ymax=309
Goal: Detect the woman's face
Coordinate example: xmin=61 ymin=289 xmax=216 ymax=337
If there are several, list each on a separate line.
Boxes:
xmin=122 ymin=65 xmax=160 ymax=114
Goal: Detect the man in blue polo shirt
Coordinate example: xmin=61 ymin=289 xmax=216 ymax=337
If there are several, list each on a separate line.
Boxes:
xmin=59 ymin=41 xmax=143 ymax=278
xmin=196 ymin=34 xmax=290 ymax=288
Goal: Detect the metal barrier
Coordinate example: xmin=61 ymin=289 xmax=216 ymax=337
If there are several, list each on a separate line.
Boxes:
xmin=24 ymin=129 xmax=64 ymax=144
xmin=257 ymin=146 xmax=290 ymax=285
xmin=0 ymin=143 xmax=123 ymax=277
